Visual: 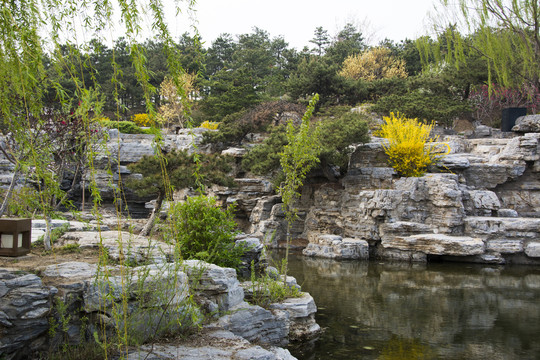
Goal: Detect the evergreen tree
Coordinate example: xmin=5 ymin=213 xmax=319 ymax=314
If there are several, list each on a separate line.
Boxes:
xmin=309 ymin=26 xmax=330 ymax=56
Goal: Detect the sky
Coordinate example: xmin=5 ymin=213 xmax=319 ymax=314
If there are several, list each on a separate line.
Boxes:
xmin=166 ymin=0 xmax=441 ymax=49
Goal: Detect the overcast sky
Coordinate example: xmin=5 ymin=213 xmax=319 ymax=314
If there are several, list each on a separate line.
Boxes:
xmin=165 ymin=0 xmax=440 ymax=49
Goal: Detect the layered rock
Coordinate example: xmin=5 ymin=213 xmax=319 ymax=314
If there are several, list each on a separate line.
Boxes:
xmin=0 ymin=269 xmax=57 ymax=359
xmin=248 ymin=130 xmax=540 ymax=264
xmin=1 ymin=254 xmax=314 ymax=359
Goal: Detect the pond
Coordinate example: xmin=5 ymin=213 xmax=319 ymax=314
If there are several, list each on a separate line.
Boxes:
xmin=270 ymin=251 xmax=540 ymax=360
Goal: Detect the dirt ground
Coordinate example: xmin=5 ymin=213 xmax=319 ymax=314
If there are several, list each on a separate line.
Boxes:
xmin=0 ymin=247 xmax=102 ymax=274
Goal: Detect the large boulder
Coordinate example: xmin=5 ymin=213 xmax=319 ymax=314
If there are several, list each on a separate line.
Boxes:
xmin=512 ymin=114 xmax=540 ymax=133
xmin=213 ymin=302 xmax=289 ymax=347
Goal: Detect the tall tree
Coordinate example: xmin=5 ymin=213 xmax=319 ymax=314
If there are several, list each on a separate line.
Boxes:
xmin=309 ymin=26 xmax=331 ymax=56
xmin=425 ymin=0 xmax=540 ymax=88
xmin=326 ymin=23 xmax=365 ymax=63
xmin=206 ymin=33 xmax=237 ymax=75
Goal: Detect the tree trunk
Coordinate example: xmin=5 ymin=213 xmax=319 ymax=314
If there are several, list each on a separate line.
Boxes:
xmin=44 ymin=216 xmax=52 ymax=251
xmin=0 ymin=164 xmax=20 ymax=217
xmin=139 ymin=193 xmax=164 ymax=237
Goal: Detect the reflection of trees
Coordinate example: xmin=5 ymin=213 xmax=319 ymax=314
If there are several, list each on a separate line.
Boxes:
xmin=280 ymin=253 xmax=540 ymax=359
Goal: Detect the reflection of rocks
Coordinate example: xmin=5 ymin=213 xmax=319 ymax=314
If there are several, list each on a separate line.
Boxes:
xmin=284 ymin=254 xmax=540 ymax=360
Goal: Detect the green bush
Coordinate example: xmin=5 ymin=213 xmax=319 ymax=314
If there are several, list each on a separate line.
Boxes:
xmin=241 ymin=125 xmax=287 ymax=176
xmin=371 ymin=90 xmax=470 ymax=127
xmin=100 ymin=120 xmax=152 ymax=134
xmin=202 ymin=101 xmax=305 ymax=147
xmin=167 ymin=195 xmax=244 ymax=269
xmin=318 ymin=112 xmax=370 ymax=172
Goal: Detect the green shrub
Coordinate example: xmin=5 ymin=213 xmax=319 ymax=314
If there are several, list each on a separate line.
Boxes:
xmin=202 ymin=101 xmax=305 ymax=146
xmin=318 ymin=112 xmax=370 ymax=172
xmin=100 ymin=119 xmax=152 ymax=134
xmin=241 ymin=125 xmax=287 ymax=176
xmin=167 ymin=195 xmax=244 ymax=269
xmin=371 ymin=90 xmax=470 ymax=127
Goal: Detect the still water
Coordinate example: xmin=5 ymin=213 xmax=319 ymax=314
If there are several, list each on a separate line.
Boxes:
xmin=271 ymin=251 xmax=540 ymax=360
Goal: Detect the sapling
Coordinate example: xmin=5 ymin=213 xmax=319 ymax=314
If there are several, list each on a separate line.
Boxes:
xmin=278 ymin=94 xmax=321 ymax=285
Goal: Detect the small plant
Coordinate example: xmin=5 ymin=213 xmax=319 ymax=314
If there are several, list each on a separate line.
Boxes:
xmin=166 ymin=195 xmax=244 ymax=269
xmin=36 ymin=223 xmax=70 ymax=247
xmin=58 ymin=243 xmax=80 ymax=253
xmin=199 ymin=121 xmax=220 ymax=130
xmin=375 ymin=112 xmax=449 ymax=177
xmin=248 ymin=261 xmax=301 ymax=308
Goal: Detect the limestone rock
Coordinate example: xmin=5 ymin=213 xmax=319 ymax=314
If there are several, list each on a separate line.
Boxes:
xmin=42 ymin=261 xmax=98 ymax=278
xmin=221 ymin=147 xmax=247 ymax=157
xmin=496 ymin=133 xmax=540 ymax=162
xmin=0 ymin=269 xmax=56 ymax=358
xmin=438 ymin=154 xmax=471 ymax=169
xmin=512 ymin=114 xmax=540 ymax=133
xmin=269 ymin=293 xmax=321 ymax=341
xmin=183 ymin=260 xmax=244 ymax=313
xmin=525 ymin=242 xmax=540 ymax=257
xmin=497 ymin=208 xmax=518 ymax=217
xmin=303 ymin=234 xmax=369 ymax=260
xmin=382 ymin=234 xmax=485 ymax=256
xmin=125 ymin=329 xmax=296 ymax=360
xmin=235 ymin=237 xmax=264 ymax=278
xmin=60 ymin=231 xmax=173 ymax=264
xmin=486 ymin=240 xmax=523 ymax=254
xmin=214 ymin=302 xmax=289 ymax=346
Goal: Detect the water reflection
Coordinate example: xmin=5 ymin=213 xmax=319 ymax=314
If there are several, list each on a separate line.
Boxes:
xmin=271 ymin=251 xmax=540 ymax=360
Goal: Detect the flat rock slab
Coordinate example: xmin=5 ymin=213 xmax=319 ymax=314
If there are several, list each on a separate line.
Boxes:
xmin=382 ymin=234 xmax=485 ymax=256
xmin=61 ymin=231 xmax=174 ymax=264
xmin=125 ymin=329 xmax=296 ymax=360
xmin=41 ymin=261 xmax=98 ymax=279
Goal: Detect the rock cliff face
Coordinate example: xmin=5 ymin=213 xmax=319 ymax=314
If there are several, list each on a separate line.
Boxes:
xmin=248 ymin=128 xmax=540 ymax=265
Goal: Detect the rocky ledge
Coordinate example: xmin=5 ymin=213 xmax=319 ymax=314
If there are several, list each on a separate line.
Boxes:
xmin=0 ymin=229 xmax=320 ymax=360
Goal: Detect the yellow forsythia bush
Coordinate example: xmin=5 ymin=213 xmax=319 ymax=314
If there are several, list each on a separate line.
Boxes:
xmin=375 ymin=113 xmax=449 ymax=177
xmin=131 ymin=113 xmax=153 ymax=127
xmin=199 ymin=121 xmax=220 ymax=130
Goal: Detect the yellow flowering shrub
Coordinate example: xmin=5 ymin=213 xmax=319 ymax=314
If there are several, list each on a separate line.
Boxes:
xmin=199 ymin=121 xmax=220 ymax=130
xmin=374 ymin=113 xmax=449 ymax=177
xmin=131 ymin=113 xmax=153 ymax=127
xmin=339 ymin=47 xmax=407 ymax=81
